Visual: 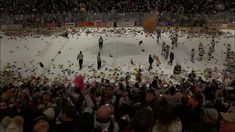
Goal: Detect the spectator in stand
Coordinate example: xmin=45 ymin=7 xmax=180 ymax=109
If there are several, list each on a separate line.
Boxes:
xmin=0 ymin=99 xmax=12 ymax=120
xmin=80 ymin=88 xmax=119 ymax=132
xmin=131 ymin=109 xmax=154 ymax=132
xmin=220 ymin=106 xmax=235 ymax=132
xmin=187 ymin=108 xmax=219 ymax=132
xmin=152 ymin=101 xmax=182 ymax=132
xmin=0 ymin=0 xmax=234 ymax=18
xmin=178 ymin=96 xmax=198 ymax=131
xmin=145 ymin=89 xmax=156 ymax=109
xmin=0 ymin=99 xmax=13 ymax=131
xmin=32 ymin=113 xmax=50 ymax=132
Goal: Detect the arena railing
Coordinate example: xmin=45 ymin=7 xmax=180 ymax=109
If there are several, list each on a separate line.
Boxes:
xmin=0 ymin=12 xmax=234 ymax=28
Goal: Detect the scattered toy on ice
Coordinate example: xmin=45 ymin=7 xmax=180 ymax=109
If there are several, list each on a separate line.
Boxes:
xmin=130 ymin=59 xmax=135 ymax=66
xmin=139 ymin=41 xmax=143 ymax=46
xmin=153 ymin=54 xmax=161 ymax=67
xmin=39 ymin=62 xmax=44 ymax=68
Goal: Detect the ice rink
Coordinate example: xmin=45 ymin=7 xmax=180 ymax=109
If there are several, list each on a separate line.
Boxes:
xmin=1 ymin=28 xmax=234 ymax=82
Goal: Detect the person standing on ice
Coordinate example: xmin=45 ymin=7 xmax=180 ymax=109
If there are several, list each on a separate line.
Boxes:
xmin=226 ymin=43 xmax=231 ymax=61
xmin=99 ymin=36 xmax=103 ymax=50
xmin=148 ymin=55 xmax=154 ymax=71
xmin=198 ymin=43 xmax=204 ymax=61
xmin=175 ymin=35 xmax=178 ymax=47
xmin=64 ymin=31 xmax=69 ymax=38
xmin=165 ymin=45 xmax=170 ymax=60
xmin=226 ymin=43 xmax=231 ymax=53
xmin=191 ymin=48 xmax=195 ymax=63
xmin=198 ymin=49 xmax=204 ymax=61
xmin=97 ymin=52 xmax=102 ymax=70
xmin=208 ymin=46 xmax=213 ymax=61
xmin=174 ymin=34 xmax=178 ymax=47
xmin=168 ymin=51 xmax=174 ymax=65
xmin=156 ymin=27 xmax=161 ymax=43
xmin=77 ymin=51 xmax=84 ymax=70
xmin=171 ymin=37 xmax=175 ymax=50
xmin=211 ymin=39 xmax=215 ymax=53
xmin=161 ymin=42 xmax=166 ymax=56
xmin=171 ymin=36 xmax=177 ymax=49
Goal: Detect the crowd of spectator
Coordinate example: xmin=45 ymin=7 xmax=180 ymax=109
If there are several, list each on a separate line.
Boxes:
xmin=0 ymin=1 xmax=234 ymax=131
xmin=0 ymin=0 xmax=234 ymax=15
xmin=0 ymin=0 xmax=234 ymax=26
xmin=0 ymin=63 xmax=235 ymax=132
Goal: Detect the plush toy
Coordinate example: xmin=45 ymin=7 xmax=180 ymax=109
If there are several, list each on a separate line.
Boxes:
xmin=204 ymin=68 xmax=212 ymax=80
xmin=73 ymin=75 xmax=85 ymax=90
xmin=2 ymin=116 xmax=24 ymax=132
xmin=39 ymin=62 xmax=44 ymax=68
xmin=153 ymin=54 xmax=161 ymax=67
xmin=43 ymin=108 xmax=55 ymax=121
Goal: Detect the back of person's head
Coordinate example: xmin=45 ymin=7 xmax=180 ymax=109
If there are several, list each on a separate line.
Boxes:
xmin=158 ymin=102 xmax=177 ymax=125
xmin=131 ymin=109 xmax=154 ymax=132
xmin=146 ymin=89 xmax=156 ymax=103
xmin=61 ymin=101 xmax=77 ymax=120
xmin=170 ymin=86 xmax=176 ymax=95
xmin=181 ymin=96 xmax=188 ymax=106
xmin=0 ymin=99 xmax=8 ymax=110
xmin=96 ymin=104 xmax=114 ymax=122
xmin=202 ymin=108 xmax=218 ymax=124
xmin=42 ymin=92 xmax=52 ymax=104
xmin=0 ymin=99 xmax=13 ymax=121
xmin=94 ymin=104 xmax=115 ymax=131
xmin=153 ymin=102 xmax=182 ymax=132
xmin=31 ymin=112 xmax=49 ymax=132
xmin=78 ymin=112 xmax=94 ymax=132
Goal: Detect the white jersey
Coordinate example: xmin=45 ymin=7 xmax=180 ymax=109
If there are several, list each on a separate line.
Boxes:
xmin=99 ymin=38 xmax=103 ymax=43
xmin=199 ymin=49 xmax=204 ymax=56
xmin=199 ymin=43 xmax=203 ymax=50
xmin=97 ymin=55 xmax=101 ymax=62
xmin=211 ymin=40 xmax=215 ymax=47
xmin=166 ymin=45 xmax=170 ymax=52
xmin=191 ymin=50 xmax=195 ymax=57
xmin=208 ymin=47 xmax=213 ymax=56
xmin=78 ymin=53 xmax=83 ymax=60
xmin=162 ymin=43 xmax=166 ymax=51
xmin=209 ymin=47 xmax=213 ymax=53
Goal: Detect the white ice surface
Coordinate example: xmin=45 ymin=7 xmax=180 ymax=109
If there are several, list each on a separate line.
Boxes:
xmin=0 ymin=28 xmax=234 ymax=82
